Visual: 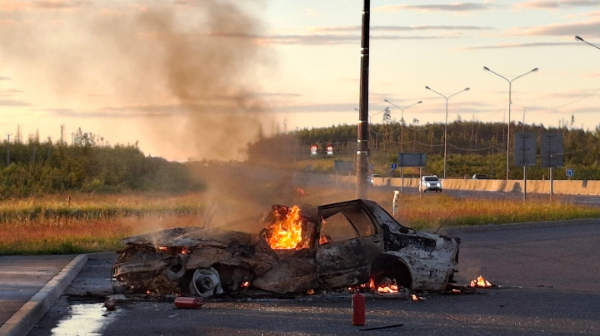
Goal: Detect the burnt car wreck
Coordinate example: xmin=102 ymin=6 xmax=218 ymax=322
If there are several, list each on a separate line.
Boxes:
xmin=112 ymin=199 xmax=460 ymax=297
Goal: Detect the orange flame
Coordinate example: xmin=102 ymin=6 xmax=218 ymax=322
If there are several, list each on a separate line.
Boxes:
xmin=369 ymin=278 xmax=399 ymax=294
xmin=411 ymin=294 xmax=425 ymax=301
xmin=470 ymin=275 xmax=492 ymax=288
xmin=241 ymin=281 xmax=250 ymax=288
xmin=266 ymin=205 xmax=308 ymax=250
xmin=377 ymin=284 xmax=399 ymax=294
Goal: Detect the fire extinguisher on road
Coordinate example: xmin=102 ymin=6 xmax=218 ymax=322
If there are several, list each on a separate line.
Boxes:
xmin=352 ymin=290 xmax=365 ymax=326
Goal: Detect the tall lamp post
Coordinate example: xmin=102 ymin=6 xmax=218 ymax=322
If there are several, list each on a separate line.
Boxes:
xmin=355 ymin=106 xmax=390 ymax=152
xmin=425 ymin=86 xmax=470 ymax=178
xmin=575 ymin=36 xmax=600 ymax=50
xmin=383 ymin=99 xmax=422 ymax=153
xmin=483 ymin=66 xmax=538 ymax=180
xmin=384 ymin=99 xmax=422 ymax=192
xmin=368 ymin=107 xmax=390 ymax=124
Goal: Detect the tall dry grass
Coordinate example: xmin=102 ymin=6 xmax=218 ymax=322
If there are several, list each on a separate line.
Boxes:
xmin=1 ymin=189 xmax=599 ymax=255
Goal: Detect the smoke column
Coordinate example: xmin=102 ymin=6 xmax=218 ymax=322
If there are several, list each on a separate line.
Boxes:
xmin=0 ymin=0 xmax=273 ymax=161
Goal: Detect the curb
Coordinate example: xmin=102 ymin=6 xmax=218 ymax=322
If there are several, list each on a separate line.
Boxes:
xmin=0 ymin=254 xmax=88 ymax=336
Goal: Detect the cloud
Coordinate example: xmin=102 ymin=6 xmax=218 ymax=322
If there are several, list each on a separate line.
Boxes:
xmin=514 ymin=0 xmax=600 ymax=10
xmin=264 ymin=33 xmax=444 ymax=45
xmin=375 ymin=2 xmax=493 ymax=13
xmin=0 ymin=0 xmax=91 ymax=11
xmin=458 ymin=42 xmax=574 ymax=50
xmin=44 ymin=105 xmax=177 ymax=119
xmin=313 ymin=25 xmax=493 ymax=33
xmin=44 ymin=96 xmax=276 ymax=119
xmin=302 ymin=8 xmax=322 ymax=17
xmin=258 ymin=92 xmax=302 ymax=98
xmin=579 ymin=10 xmax=600 ymax=16
xmin=35 ymin=1 xmax=91 ymax=10
xmin=509 ymin=19 xmax=600 ymax=37
xmin=134 ymin=24 xmax=477 ymax=46
xmin=0 ymin=76 xmax=12 ymax=81
xmin=0 ymin=88 xmax=23 ymax=97
xmin=552 ymin=106 xmax=600 ymax=114
xmin=0 ymin=99 xmax=30 ymax=106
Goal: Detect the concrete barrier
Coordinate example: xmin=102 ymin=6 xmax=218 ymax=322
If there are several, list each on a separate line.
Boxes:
xmin=313 ymin=173 xmax=600 ymax=196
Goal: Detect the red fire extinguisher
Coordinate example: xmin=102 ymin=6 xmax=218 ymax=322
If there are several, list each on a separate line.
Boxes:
xmin=174 ymin=297 xmax=203 ymax=309
xmin=352 ymin=290 xmax=365 ymax=326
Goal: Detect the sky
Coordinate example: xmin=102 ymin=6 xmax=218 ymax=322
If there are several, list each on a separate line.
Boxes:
xmin=1 ymin=0 xmax=600 ymax=161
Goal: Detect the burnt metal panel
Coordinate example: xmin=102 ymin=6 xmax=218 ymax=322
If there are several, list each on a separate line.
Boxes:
xmin=316 ymin=235 xmax=383 ymax=288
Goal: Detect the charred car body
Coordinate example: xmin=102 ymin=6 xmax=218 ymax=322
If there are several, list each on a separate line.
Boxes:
xmin=112 ymin=199 xmax=460 ymax=297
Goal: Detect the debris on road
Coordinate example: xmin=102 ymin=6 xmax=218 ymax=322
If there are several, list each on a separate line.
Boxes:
xmin=359 ymin=323 xmax=404 ymax=331
xmin=103 ymin=298 xmax=117 ymax=311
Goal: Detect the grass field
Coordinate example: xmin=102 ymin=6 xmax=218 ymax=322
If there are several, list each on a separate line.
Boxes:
xmin=1 ymin=187 xmax=599 ymax=255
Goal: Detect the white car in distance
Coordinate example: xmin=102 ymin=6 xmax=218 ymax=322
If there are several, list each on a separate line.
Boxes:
xmin=421 ymin=175 xmax=442 ymax=193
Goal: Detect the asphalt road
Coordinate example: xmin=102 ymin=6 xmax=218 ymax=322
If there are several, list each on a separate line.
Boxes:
xmin=28 ymin=219 xmax=600 ymax=336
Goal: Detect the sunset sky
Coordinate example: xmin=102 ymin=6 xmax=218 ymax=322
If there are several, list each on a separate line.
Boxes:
xmin=1 ymin=0 xmax=600 ymax=161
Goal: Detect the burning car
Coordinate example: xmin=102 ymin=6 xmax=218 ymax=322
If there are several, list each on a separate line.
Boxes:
xmin=112 ymin=199 xmax=460 ymax=297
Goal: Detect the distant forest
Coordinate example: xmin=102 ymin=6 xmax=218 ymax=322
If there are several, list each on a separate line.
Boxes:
xmin=4 ymin=120 xmax=599 ymax=199
xmin=248 ymin=120 xmax=600 ymax=180
xmin=0 ymin=128 xmax=203 ymax=199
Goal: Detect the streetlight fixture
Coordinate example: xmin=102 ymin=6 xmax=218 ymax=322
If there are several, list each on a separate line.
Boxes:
xmin=575 ymin=35 xmax=600 ymax=50
xmin=424 ymin=86 xmax=470 ymax=178
xmin=483 ymin=66 xmax=538 ymax=180
xmin=367 ymin=107 xmax=390 ymax=124
xmin=384 ymin=99 xmax=422 ymax=192
xmin=356 ymin=107 xmax=389 ymax=151
xmin=383 ymin=99 xmax=422 ymax=153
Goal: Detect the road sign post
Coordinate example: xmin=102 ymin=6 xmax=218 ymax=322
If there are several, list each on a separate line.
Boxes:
xmin=398 ymin=153 xmax=426 ymax=195
xmin=541 ymin=133 xmax=564 ymax=197
xmin=515 ymin=133 xmax=536 ymax=201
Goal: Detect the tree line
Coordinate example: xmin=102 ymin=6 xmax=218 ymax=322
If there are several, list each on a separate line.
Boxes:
xmin=0 ymin=135 xmax=204 ymax=199
xmin=248 ymin=120 xmax=600 ymax=180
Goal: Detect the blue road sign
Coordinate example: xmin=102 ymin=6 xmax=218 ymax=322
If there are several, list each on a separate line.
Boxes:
xmin=566 ymin=168 xmax=573 ymax=177
xmin=391 ymin=163 xmax=397 ymax=170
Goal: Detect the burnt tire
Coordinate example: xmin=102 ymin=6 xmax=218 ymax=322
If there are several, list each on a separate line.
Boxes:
xmin=370 ymin=255 xmax=412 ymax=290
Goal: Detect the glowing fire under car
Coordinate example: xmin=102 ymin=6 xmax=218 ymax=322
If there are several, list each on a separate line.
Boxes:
xmin=112 ymin=199 xmax=460 ymax=297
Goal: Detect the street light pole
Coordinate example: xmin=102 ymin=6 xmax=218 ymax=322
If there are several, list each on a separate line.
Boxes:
xmin=575 ymin=36 xmax=600 ymax=50
xmin=383 ymin=99 xmax=422 ymax=154
xmin=425 ymin=86 xmax=470 ymax=178
xmin=483 ymin=66 xmax=538 ymax=180
xmin=384 ymin=99 xmax=422 ymax=193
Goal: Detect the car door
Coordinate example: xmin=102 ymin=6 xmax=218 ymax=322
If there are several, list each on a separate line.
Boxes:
xmin=315 ymin=200 xmax=384 ymax=289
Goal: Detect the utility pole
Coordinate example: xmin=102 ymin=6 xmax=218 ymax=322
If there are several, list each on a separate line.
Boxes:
xmin=60 ymin=124 xmax=65 ymax=145
xmin=6 ymin=133 xmax=11 ymax=166
xmin=356 ymin=0 xmax=371 ymax=199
